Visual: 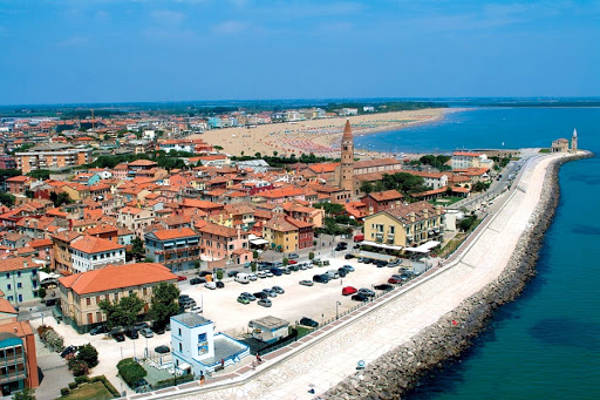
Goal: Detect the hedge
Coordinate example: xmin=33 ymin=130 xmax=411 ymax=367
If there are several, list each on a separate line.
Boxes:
xmin=153 ymin=373 xmax=194 ymax=389
xmin=68 ymin=382 xmax=78 ymax=389
xmin=90 ymin=375 xmax=119 ymax=397
xmin=60 ymin=388 xmax=70 ymax=396
xmin=117 ymin=358 xmax=147 ymax=388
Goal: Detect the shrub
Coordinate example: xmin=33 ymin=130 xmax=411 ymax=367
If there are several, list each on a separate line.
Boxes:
xmin=117 ymin=358 xmax=147 ymax=388
xmin=77 ymin=343 xmax=99 ymax=368
xmin=308 ymin=252 xmax=315 ymax=260
xmin=215 ymin=269 xmax=224 ymax=280
xmin=90 ymin=376 xmax=119 ymax=397
xmin=60 ymin=388 xmax=70 ymax=396
xmin=74 ymin=375 xmax=90 ymax=385
xmin=68 ymin=382 xmax=78 ymax=389
xmin=68 ymin=359 xmax=89 ymax=376
xmin=282 ymin=257 xmax=289 ymax=266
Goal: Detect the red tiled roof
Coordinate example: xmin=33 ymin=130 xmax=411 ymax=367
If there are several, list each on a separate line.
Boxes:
xmin=70 ymin=235 xmax=124 ymax=254
xmin=151 ymin=227 xmax=197 ymax=240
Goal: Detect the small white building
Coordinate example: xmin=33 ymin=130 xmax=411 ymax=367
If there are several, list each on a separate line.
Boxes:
xmin=451 ymin=151 xmax=494 ymax=170
xmin=249 ymin=316 xmax=289 ymax=343
xmin=171 ymin=313 xmax=249 ymax=377
xmin=69 ymin=235 xmax=126 ymax=273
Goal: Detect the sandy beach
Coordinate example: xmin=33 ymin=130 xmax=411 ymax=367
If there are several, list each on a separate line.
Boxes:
xmin=192 ymin=108 xmax=448 ymax=158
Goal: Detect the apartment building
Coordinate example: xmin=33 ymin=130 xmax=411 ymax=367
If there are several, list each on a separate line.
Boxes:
xmin=15 ymin=144 xmax=92 ymax=173
xmin=0 ymin=257 xmax=40 ymax=305
xmin=117 ymin=206 xmax=155 ymax=237
xmin=450 ymin=151 xmax=494 ymax=170
xmin=58 ymin=263 xmax=177 ymax=331
xmin=69 ymin=235 xmax=126 ymax=274
xmin=197 ymin=223 xmax=251 ymax=263
xmin=144 ymin=228 xmax=201 ymax=271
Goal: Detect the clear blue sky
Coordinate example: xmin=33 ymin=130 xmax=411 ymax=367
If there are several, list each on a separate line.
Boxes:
xmin=1 ymin=0 xmax=598 ymax=105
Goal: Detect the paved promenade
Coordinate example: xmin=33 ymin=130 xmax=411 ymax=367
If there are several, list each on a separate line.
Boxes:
xmin=130 ymin=152 xmax=568 ymax=400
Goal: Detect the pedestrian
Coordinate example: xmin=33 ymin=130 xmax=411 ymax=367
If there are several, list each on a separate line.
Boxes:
xmin=256 ymin=353 xmax=262 ymax=363
xmin=221 ymin=358 xmax=225 ymax=368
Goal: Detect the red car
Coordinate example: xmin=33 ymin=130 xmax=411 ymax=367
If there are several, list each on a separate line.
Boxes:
xmin=342 ymin=286 xmax=357 ymax=296
xmin=288 ymin=260 xmax=298 ymax=265
xmin=176 ymin=275 xmax=187 ymax=281
xmin=388 ymin=277 xmax=402 ymax=284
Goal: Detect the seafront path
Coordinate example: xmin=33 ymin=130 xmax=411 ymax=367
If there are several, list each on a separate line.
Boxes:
xmin=129 ymin=151 xmax=572 ymax=400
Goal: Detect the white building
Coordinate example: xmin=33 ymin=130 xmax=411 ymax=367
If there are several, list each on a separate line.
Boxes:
xmin=451 ymin=151 xmax=494 ymax=170
xmin=69 ymin=235 xmax=126 ymax=273
xmin=143 ymin=130 xmax=156 ymax=140
xmin=171 ymin=313 xmax=249 ymax=377
xmin=248 ymin=316 xmax=289 ymax=343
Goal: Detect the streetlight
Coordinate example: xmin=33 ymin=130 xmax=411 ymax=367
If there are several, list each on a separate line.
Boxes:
xmin=335 ymin=301 xmax=341 ymax=320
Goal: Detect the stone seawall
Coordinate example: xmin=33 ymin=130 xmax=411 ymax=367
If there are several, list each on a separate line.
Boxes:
xmin=321 ymin=152 xmax=593 ymax=400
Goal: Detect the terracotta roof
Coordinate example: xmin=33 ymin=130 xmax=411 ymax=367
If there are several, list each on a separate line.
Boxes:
xmin=181 ymin=199 xmax=223 ymax=210
xmin=198 ymin=222 xmax=238 ymax=238
xmin=28 ymin=238 xmax=53 ymax=248
xmin=0 ymin=320 xmax=33 ymax=337
xmin=58 ymin=263 xmax=177 ymax=295
xmin=453 ymin=151 xmax=482 ymax=157
xmin=342 ymin=119 xmax=353 ymax=139
xmin=380 ymin=201 xmax=443 ymax=224
xmin=0 ymin=298 xmax=17 ymax=314
xmin=0 ymin=257 xmax=35 ymax=273
xmin=129 ymin=159 xmax=158 ymax=167
xmin=353 ymin=158 xmax=401 ymax=169
xmin=150 ymin=227 xmax=198 ymax=240
xmin=264 ymin=214 xmax=297 ymax=232
xmin=6 ymin=176 xmax=30 ymax=183
xmin=368 ymin=190 xmax=404 ymax=202
xmin=70 ymin=235 xmax=124 ymax=254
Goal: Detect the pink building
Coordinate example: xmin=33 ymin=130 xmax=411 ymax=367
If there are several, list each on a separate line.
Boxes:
xmin=197 ymin=222 xmax=252 ymax=263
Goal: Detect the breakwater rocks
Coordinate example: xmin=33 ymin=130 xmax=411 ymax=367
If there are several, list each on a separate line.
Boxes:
xmin=320 ymin=152 xmax=593 ymax=400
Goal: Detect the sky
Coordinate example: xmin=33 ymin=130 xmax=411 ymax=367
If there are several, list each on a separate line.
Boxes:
xmin=0 ymin=0 xmax=599 ymax=105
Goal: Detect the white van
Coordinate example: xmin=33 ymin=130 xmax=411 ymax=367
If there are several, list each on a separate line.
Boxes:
xmin=235 ymin=273 xmax=250 ymax=284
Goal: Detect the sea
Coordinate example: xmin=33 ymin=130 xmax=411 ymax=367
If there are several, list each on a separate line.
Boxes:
xmin=357 ymin=107 xmax=600 ymax=400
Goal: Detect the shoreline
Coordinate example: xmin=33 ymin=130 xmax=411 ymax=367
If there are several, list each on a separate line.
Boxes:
xmin=194 ymin=108 xmax=453 ymax=159
xmin=320 ymin=151 xmax=593 ymax=400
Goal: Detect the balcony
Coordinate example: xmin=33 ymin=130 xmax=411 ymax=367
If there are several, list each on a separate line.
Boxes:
xmin=0 ymin=372 xmax=26 ymax=385
xmin=155 ymin=245 xmax=201 ymax=255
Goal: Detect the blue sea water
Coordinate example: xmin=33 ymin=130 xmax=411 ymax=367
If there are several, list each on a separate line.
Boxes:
xmin=359 ymin=107 xmax=600 ymax=400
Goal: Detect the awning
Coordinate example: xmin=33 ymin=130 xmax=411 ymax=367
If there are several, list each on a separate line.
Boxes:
xmin=404 ymin=240 xmax=441 ymax=253
xmin=360 ymin=241 xmax=403 ymax=251
xmin=250 ymin=238 xmax=269 ymax=245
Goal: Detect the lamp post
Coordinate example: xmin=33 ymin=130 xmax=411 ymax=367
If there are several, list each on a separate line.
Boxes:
xmin=335 ymin=301 xmax=341 ymax=320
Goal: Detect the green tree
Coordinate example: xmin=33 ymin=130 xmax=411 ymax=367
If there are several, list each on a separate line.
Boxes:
xmin=250 ymin=262 xmax=257 ymax=272
xmin=99 ymin=294 xmax=144 ymax=329
xmin=313 ymin=202 xmax=344 ymax=216
xmin=308 ymin=252 xmax=315 ymax=260
xmin=77 ymin=343 xmax=99 ymax=368
xmin=216 ymin=269 xmax=224 ymax=280
xmin=214 ymin=145 xmax=223 ymax=151
xmin=130 ymin=237 xmax=145 ymax=261
xmin=0 ymin=191 xmax=15 ymax=207
xmin=360 ymin=181 xmax=373 ymax=194
xmin=148 ymin=283 xmax=180 ymax=330
xmin=37 ymin=288 xmax=46 ymax=299
xmin=27 ymin=169 xmax=51 ymax=180
xmin=50 ymin=191 xmax=72 ymax=207
xmin=12 ymin=388 xmax=35 ymax=400
xmin=282 ymin=258 xmax=289 ymax=266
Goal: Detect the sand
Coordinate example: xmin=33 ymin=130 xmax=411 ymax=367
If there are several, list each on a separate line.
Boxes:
xmin=191 ymin=108 xmax=448 ymax=158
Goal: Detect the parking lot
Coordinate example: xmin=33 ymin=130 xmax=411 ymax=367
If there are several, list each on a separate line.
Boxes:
xmin=179 ymin=255 xmax=401 ymax=336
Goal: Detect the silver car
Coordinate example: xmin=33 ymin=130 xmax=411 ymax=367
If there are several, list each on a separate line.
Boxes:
xmin=140 ymin=328 xmax=154 ymax=338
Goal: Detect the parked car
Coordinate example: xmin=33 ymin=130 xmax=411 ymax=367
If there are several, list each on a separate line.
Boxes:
xmin=257 ymin=271 xmax=268 ymax=279
xmin=253 ymin=291 xmax=268 ymax=300
xmin=358 ymin=288 xmax=375 ymax=297
xmin=299 ymin=317 xmax=319 ymax=328
xmin=263 ymin=288 xmax=277 ymax=298
xmin=113 ymin=333 xmax=125 ymax=342
xmin=287 ymin=259 xmax=297 ymax=265
xmin=60 ymin=345 xmax=77 ymax=358
xmin=248 ymin=273 xmax=258 ymax=281
xmin=357 ymin=258 xmax=368 ymax=263
xmin=342 ymin=265 xmax=355 ymax=272
xmin=125 ymin=328 xmax=139 ymax=339
xmin=337 ymin=268 xmax=347 ymax=278
xmin=151 ymin=324 xmax=166 ymax=335
xmin=325 ymin=270 xmax=339 ymax=279
xmin=216 ymin=281 xmax=225 ymax=289
xmin=240 ymin=292 xmax=256 ymax=301
xmin=342 ymin=286 xmax=358 ymax=296
xmin=323 ymin=260 xmax=330 ymax=266
xmin=176 ymin=275 xmax=187 ymax=281
xmin=288 ymin=265 xmax=299 ymax=272
xmin=237 ymin=296 xmax=250 ymax=305
xmin=351 ymin=293 xmax=369 ymax=302
xmin=155 ymin=345 xmax=170 ymax=354
xmin=313 ymin=274 xmax=329 ymax=284
xmin=388 ymin=277 xmax=402 ymax=284
xmin=140 ymin=328 xmax=154 ymax=338
xmin=272 ymin=286 xmax=285 ymax=294
xmin=374 ymin=284 xmax=394 ymax=291
xmin=204 ymin=281 xmax=217 ymax=290
xmin=299 ymin=263 xmax=308 ymax=270
xmin=299 ymin=279 xmax=314 ymax=286
xmin=89 ymin=325 xmax=107 ymax=336
xmin=288 ymin=253 xmax=299 ymax=259
xmin=270 ymin=268 xmax=283 ymax=276
xmin=265 ymin=272 xmax=274 ymax=278
xmin=344 ymin=254 xmax=354 ymax=260
xmin=281 ymin=267 xmax=291 ymax=275
xmin=190 ymin=277 xmax=202 ymax=285
xmin=190 ymin=306 xmax=202 ymax=313
xmin=227 ymin=270 xmax=240 ymax=277
xmin=258 ymin=298 xmax=272 ymax=307
xmin=134 ymin=322 xmax=150 ymax=331
xmin=179 ymin=294 xmax=190 ymax=301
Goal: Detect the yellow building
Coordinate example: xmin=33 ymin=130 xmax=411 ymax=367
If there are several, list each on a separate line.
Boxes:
xmin=263 ymin=214 xmax=299 ymax=252
xmin=58 ymin=263 xmax=177 ymax=332
xmin=363 ymin=201 xmax=444 ymax=249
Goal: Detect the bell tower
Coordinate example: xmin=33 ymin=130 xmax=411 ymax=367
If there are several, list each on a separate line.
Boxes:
xmin=339 ymin=120 xmax=354 ymax=193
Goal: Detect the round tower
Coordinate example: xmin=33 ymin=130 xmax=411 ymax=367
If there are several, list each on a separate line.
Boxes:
xmin=339 ymin=120 xmax=355 ymax=193
xmin=571 ymin=128 xmax=578 ymax=152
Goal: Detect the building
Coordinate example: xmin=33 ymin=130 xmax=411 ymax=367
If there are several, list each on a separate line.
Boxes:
xmin=571 ymin=128 xmax=578 ymax=151
xmin=144 ymin=228 xmax=201 ymax=271
xmin=171 ymin=313 xmax=249 ymax=377
xmin=248 ymin=316 xmax=290 ymax=343
xmin=363 ymin=201 xmax=445 ymax=249
xmin=69 ymin=235 xmax=126 ymax=274
xmin=5 ymin=176 xmax=31 ymax=196
xmin=551 ymin=138 xmax=569 ymax=153
xmin=450 ymin=151 xmax=493 ymax=170
xmin=15 ymin=144 xmax=92 ymax=174
xmin=0 ymin=303 xmax=39 ymax=394
xmin=0 ymin=257 xmax=40 ymax=305
xmin=58 ymin=263 xmax=177 ymax=331
xmin=361 ymin=190 xmax=404 ymax=214
xmin=262 ymin=214 xmax=313 ymax=252
xmin=50 ymin=231 xmax=81 ymax=273
xmin=0 ymin=155 xmax=16 ymax=170
xmin=117 ymin=207 xmax=156 ymax=237
xmin=339 ymin=120 xmax=355 ymax=193
xmin=197 ymin=223 xmax=251 ymax=264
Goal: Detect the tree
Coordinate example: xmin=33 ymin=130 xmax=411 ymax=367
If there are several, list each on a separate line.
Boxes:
xmin=458 ymin=216 xmax=477 ymax=232
xmin=282 ymin=258 xmax=289 ymax=266
xmin=252 ymin=250 xmax=259 ymax=259
xmin=0 ymin=191 xmax=15 ymax=207
xmin=214 ymin=145 xmax=223 ymax=151
xmin=77 ymin=343 xmax=99 ymax=368
xmin=130 ymin=237 xmax=145 ymax=261
xmin=308 ymin=252 xmax=315 ymax=260
xmin=250 ymin=262 xmax=257 ymax=272
xmin=360 ymin=181 xmax=373 ymax=194
xmin=27 ymin=169 xmax=51 ymax=180
xmin=50 ymin=191 xmax=72 ymax=207
xmin=12 ymin=388 xmax=35 ymax=400
xmin=99 ymin=294 xmax=144 ymax=329
xmin=215 ymin=269 xmax=224 ymax=280
xmin=148 ymin=283 xmax=180 ymax=330
xmin=313 ymin=202 xmax=344 ymax=216
xmin=37 ymin=288 xmax=46 ymax=299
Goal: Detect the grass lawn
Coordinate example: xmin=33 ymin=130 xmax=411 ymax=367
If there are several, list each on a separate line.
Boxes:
xmin=295 ymin=325 xmax=315 ymax=338
xmin=430 ymin=196 xmax=463 ymax=206
xmin=61 ymin=381 xmax=115 ymax=400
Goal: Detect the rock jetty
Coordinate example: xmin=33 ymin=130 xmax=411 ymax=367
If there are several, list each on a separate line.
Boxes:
xmin=320 ymin=152 xmax=593 ymax=400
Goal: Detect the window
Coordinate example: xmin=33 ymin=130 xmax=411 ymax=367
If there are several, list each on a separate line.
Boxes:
xmin=7 ymin=296 xmax=13 ymax=302
xmin=178 ymin=328 xmax=182 ymax=336
xmin=17 ymin=271 xmax=21 ymax=277
xmin=18 ymin=294 xmax=22 ymax=303
xmin=6 ymin=284 xmax=10 ymax=290
xmin=17 ymin=283 xmax=22 ymax=289
xmin=86 ymin=298 xmax=91 ymax=306
xmin=178 ymin=342 xmax=182 ymax=352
